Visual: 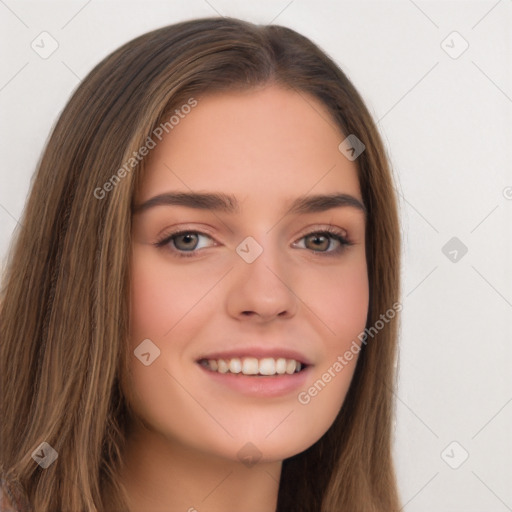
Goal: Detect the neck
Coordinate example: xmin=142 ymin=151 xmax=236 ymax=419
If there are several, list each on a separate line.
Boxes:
xmin=118 ymin=422 xmax=282 ymax=512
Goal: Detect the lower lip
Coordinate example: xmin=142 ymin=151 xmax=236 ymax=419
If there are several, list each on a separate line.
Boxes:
xmin=196 ymin=362 xmax=312 ymax=398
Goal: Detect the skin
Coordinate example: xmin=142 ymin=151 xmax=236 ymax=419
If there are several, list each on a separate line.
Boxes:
xmin=120 ymin=84 xmax=369 ymax=512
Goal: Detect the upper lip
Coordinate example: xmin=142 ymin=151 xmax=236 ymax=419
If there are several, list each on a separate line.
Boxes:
xmin=195 ymin=346 xmax=313 ymax=366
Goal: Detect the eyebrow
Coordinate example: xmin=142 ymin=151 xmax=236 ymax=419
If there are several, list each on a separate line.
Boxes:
xmin=132 ymin=191 xmax=367 ymax=216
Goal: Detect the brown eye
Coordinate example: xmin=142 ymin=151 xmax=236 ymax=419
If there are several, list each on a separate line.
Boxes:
xmin=295 ymin=229 xmax=351 ymax=256
xmin=155 ymin=227 xmax=351 ymax=259
xmin=155 ymin=231 xmax=215 ymax=257
xmin=173 ymin=233 xmax=200 ymax=251
xmin=304 ymin=233 xmax=331 ymax=251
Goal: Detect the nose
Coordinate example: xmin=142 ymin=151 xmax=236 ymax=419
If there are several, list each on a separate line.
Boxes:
xmin=225 ymin=238 xmax=298 ymax=323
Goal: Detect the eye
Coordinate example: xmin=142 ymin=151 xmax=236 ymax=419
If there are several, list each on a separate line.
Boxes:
xmin=154 ymin=226 xmax=353 ymax=259
xmin=293 ymin=227 xmax=352 ymax=255
xmin=154 ymin=230 xmax=215 ymax=257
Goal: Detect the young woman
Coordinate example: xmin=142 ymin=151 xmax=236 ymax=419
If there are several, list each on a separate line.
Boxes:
xmin=0 ymin=16 xmax=402 ymax=512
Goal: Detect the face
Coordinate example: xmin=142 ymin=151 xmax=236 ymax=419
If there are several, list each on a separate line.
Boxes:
xmin=125 ymin=84 xmax=369 ymax=464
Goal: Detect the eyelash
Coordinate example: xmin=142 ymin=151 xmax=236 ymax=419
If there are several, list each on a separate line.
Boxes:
xmin=154 ymin=226 xmax=353 ymax=259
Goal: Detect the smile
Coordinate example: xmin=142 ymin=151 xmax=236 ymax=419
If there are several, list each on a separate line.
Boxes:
xmin=198 ymin=356 xmax=307 ymax=376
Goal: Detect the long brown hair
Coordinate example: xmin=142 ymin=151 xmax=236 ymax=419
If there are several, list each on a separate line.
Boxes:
xmin=0 ymin=17 xmax=402 ymax=511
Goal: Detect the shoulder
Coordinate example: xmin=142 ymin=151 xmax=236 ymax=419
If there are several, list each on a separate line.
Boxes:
xmin=0 ymin=477 xmax=31 ymax=512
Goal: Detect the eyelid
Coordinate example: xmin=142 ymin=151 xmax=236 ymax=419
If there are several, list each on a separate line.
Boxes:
xmin=291 ymin=226 xmax=352 ymax=255
xmin=295 ymin=224 xmax=348 ymax=240
xmin=154 ymin=229 xmax=217 ymax=254
xmin=154 ymin=224 xmax=353 ymax=258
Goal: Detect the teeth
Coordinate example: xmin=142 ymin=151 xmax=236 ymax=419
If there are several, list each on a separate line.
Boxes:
xmin=242 ymin=357 xmax=259 ymax=375
xmin=229 ymin=358 xmax=242 ymax=374
xmin=201 ymin=356 xmax=305 ymax=376
xmin=259 ymin=358 xmax=275 ymax=375
xmin=217 ymin=359 xmax=229 ymax=373
xmin=286 ymin=359 xmax=297 ymax=374
xmin=275 ymin=358 xmax=287 ymax=374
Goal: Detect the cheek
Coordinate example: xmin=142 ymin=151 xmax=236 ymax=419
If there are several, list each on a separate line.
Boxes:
xmin=300 ymin=257 xmax=369 ymax=342
xmin=125 ymin=253 xmax=216 ymax=453
xmin=288 ymin=258 xmax=368 ymax=440
xmin=128 ymin=247 xmax=213 ymax=342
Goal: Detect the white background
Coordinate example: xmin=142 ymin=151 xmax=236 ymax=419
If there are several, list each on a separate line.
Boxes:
xmin=1 ymin=1 xmax=511 ymax=510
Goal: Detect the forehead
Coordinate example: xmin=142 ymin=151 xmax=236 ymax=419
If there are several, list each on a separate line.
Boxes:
xmin=136 ymin=85 xmax=362 ymax=207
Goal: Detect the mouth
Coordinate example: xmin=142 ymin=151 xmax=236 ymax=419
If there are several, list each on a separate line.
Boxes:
xmin=196 ymin=356 xmax=312 ymax=397
xmin=196 ymin=356 xmax=309 ymax=376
